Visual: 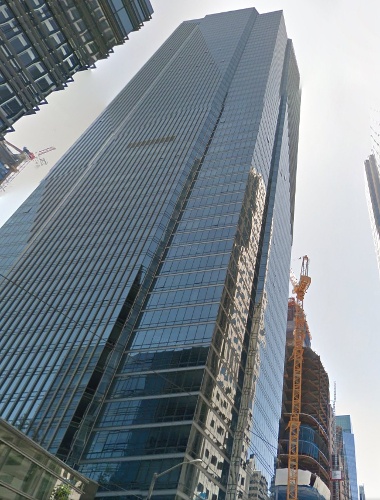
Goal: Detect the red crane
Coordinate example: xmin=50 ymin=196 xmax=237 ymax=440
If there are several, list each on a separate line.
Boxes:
xmin=0 ymin=139 xmax=56 ymax=191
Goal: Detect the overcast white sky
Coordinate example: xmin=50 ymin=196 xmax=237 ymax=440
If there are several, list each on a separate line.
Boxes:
xmin=1 ymin=1 xmax=379 ymax=497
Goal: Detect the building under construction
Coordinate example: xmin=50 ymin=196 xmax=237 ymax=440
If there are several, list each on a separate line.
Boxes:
xmin=273 ymin=298 xmax=332 ymax=500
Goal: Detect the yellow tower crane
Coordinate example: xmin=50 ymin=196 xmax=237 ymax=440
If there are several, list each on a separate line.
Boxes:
xmin=287 ymin=256 xmax=311 ymax=500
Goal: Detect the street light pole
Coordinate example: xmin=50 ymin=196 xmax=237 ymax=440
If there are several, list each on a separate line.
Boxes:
xmin=146 ymin=458 xmax=202 ymax=500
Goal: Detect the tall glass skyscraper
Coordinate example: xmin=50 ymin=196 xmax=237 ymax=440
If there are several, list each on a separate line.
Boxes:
xmin=0 ymin=0 xmax=153 ymax=135
xmin=336 ymin=415 xmax=359 ymax=500
xmin=0 ymin=8 xmax=300 ymax=499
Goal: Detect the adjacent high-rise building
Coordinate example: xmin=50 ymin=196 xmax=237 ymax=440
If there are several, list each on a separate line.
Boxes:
xmin=274 ymin=299 xmax=332 ymax=500
xmin=364 ymin=154 xmax=380 ymax=276
xmin=334 ymin=424 xmax=351 ymax=500
xmin=246 ymin=457 xmax=269 ymax=500
xmin=0 ymin=0 xmax=153 ymax=136
xmin=359 ymin=484 xmax=366 ymax=500
xmin=0 ymin=8 xmax=301 ymax=499
xmin=336 ymin=415 xmax=359 ymax=500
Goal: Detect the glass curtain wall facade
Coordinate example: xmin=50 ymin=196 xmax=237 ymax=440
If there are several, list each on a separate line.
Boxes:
xmin=0 ymin=0 xmax=153 ymax=135
xmin=336 ymin=415 xmax=359 ymax=500
xmin=0 ymin=8 xmax=300 ymax=499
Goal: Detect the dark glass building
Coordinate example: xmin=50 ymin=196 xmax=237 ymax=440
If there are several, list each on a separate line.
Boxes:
xmin=0 ymin=8 xmax=300 ymax=499
xmin=0 ymin=0 xmax=153 ymax=135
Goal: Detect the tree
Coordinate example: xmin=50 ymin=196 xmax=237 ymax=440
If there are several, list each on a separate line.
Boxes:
xmin=50 ymin=483 xmax=72 ymax=500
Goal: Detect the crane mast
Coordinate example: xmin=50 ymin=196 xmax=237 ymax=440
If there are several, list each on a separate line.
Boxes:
xmin=287 ymin=256 xmax=311 ymax=500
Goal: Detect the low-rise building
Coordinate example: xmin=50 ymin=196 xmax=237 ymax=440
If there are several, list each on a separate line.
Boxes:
xmin=0 ymin=418 xmax=97 ymax=499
